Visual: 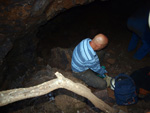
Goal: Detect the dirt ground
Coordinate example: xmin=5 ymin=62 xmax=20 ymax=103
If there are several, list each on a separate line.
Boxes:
xmin=1 ymin=0 xmax=150 ymax=113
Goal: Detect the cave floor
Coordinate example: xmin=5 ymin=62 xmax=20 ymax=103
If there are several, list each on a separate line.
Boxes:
xmin=1 ymin=0 xmax=150 ymax=113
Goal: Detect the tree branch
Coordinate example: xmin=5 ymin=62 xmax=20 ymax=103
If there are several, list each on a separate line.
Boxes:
xmin=0 ymin=72 xmax=118 ymax=113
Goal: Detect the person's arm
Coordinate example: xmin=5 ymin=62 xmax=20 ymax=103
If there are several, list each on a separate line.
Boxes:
xmin=85 ymin=56 xmax=107 ymax=77
xmin=91 ymin=63 xmax=107 ymax=78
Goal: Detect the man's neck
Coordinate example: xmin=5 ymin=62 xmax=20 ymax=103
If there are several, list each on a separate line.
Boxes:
xmin=90 ymin=41 xmax=96 ymax=50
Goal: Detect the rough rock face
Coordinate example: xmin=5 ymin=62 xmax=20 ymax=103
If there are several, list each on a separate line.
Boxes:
xmin=49 ymin=47 xmax=73 ymax=71
xmin=0 ymin=0 xmax=93 ymax=38
xmin=0 ymin=34 xmax=13 ymax=65
xmin=0 ymin=0 xmax=94 ymax=63
xmin=0 ymin=0 xmax=94 ymax=89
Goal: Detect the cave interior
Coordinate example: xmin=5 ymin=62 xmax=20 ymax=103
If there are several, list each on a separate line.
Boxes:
xmin=0 ymin=0 xmax=150 ymax=112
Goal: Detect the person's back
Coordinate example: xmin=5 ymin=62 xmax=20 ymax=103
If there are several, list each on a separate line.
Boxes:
xmin=71 ymin=38 xmax=95 ymax=73
xmin=71 ymin=38 xmax=104 ymax=75
xmin=71 ymin=34 xmax=111 ymax=89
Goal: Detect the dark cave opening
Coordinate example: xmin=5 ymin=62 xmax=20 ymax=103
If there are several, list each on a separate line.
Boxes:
xmin=1 ymin=0 xmax=150 ymax=113
xmin=36 ymin=0 xmax=135 ymax=59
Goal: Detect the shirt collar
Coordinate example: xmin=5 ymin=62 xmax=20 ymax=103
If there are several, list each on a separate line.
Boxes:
xmin=87 ymin=38 xmax=96 ymax=56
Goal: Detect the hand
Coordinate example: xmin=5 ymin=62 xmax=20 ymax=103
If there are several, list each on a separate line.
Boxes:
xmin=100 ymin=70 xmax=108 ymax=78
xmin=101 ymin=66 xmax=108 ymax=74
xmin=104 ymin=75 xmax=112 ymax=87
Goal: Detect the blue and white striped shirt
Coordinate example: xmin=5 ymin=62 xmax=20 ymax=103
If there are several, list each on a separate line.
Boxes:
xmin=71 ymin=38 xmax=106 ymax=77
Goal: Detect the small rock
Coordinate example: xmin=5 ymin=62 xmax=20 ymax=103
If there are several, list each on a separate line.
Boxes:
xmin=55 ymin=95 xmax=86 ymax=112
xmin=107 ymin=58 xmax=116 ymax=64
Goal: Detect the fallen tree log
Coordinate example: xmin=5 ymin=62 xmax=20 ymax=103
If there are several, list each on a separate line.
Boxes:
xmin=0 ymin=72 xmax=118 ymax=113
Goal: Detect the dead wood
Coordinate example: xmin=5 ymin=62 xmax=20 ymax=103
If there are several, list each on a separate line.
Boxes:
xmin=0 ymin=72 xmax=118 ymax=113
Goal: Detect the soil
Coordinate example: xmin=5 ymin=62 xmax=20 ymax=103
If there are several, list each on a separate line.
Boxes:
xmin=1 ymin=0 xmax=150 ymax=113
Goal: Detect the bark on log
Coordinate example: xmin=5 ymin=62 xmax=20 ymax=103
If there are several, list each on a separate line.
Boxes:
xmin=0 ymin=72 xmax=118 ymax=113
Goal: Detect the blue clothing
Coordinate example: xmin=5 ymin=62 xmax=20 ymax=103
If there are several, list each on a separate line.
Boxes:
xmin=71 ymin=38 xmax=107 ymax=77
xmin=127 ymin=8 xmax=150 ymax=60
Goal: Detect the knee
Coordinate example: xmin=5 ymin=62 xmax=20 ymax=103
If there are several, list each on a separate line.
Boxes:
xmin=99 ymin=81 xmax=107 ymax=90
xmin=95 ymin=80 xmax=107 ymax=90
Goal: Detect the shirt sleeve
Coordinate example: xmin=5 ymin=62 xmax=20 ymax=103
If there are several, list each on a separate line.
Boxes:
xmin=85 ymin=55 xmax=107 ymax=75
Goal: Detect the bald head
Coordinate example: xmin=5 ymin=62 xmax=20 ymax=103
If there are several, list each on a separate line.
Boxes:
xmin=90 ymin=33 xmax=108 ymax=51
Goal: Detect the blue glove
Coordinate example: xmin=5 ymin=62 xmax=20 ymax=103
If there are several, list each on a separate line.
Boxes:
xmin=101 ymin=66 xmax=108 ymax=73
xmin=97 ymin=66 xmax=108 ymax=78
xmin=101 ymin=73 xmax=106 ymax=78
xmin=101 ymin=66 xmax=106 ymax=69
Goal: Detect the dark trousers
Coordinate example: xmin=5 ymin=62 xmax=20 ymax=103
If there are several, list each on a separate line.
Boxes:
xmin=72 ymin=69 xmax=107 ymax=90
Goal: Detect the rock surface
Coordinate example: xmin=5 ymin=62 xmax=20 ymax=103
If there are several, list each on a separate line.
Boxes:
xmin=0 ymin=0 xmax=94 ymax=67
xmin=48 ymin=47 xmax=72 ymax=71
xmin=0 ymin=0 xmax=94 ymax=89
xmin=0 ymin=0 xmax=93 ymax=38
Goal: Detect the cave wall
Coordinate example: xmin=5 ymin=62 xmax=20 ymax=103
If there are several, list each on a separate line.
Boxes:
xmin=0 ymin=0 xmax=94 ymax=89
xmin=0 ymin=0 xmax=94 ymax=64
xmin=0 ymin=0 xmax=94 ymax=38
xmin=1 ymin=0 xmax=148 ymax=90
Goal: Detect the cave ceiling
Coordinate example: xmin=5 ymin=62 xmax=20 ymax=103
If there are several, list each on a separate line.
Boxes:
xmin=0 ymin=0 xmax=94 ymax=64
